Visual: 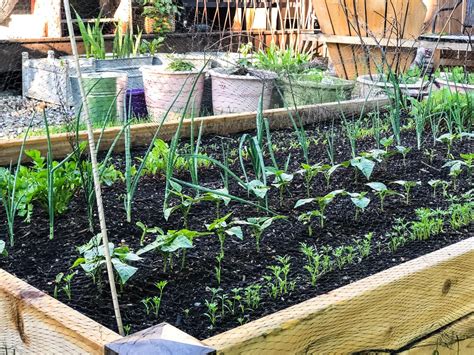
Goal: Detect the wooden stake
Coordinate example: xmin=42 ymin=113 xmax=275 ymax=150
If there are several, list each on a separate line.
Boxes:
xmin=62 ymin=0 xmax=125 ymax=336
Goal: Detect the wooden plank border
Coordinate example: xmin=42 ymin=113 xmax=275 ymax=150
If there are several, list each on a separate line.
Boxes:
xmin=203 ymin=237 xmax=474 ymax=354
xmin=0 ymin=97 xmax=389 ymax=166
xmin=0 ymin=269 xmax=121 ymax=354
xmin=0 ymin=237 xmax=473 ymax=353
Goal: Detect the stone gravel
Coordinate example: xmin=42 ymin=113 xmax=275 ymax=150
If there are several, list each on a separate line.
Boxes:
xmin=0 ymin=93 xmax=74 ymax=139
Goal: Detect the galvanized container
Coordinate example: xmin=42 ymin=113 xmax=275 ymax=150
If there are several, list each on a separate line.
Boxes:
xmin=435 ymin=72 xmax=474 ymax=94
xmin=70 ymin=71 xmax=128 ymax=124
xmin=22 ymin=51 xmax=94 ymax=106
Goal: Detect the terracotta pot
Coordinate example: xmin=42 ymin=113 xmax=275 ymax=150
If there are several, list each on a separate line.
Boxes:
xmin=209 ymin=68 xmax=277 ymax=114
xmin=140 ymin=65 xmax=206 ymax=121
xmin=312 ymin=0 xmax=427 ymax=79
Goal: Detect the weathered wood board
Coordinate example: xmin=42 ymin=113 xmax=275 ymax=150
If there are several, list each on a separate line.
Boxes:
xmin=0 ymin=269 xmax=120 ymax=354
xmin=0 ymin=97 xmax=389 ymax=166
xmin=204 ymin=237 xmax=474 ymax=353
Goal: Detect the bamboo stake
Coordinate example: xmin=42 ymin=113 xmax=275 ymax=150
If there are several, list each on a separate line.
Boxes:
xmin=62 ymin=0 xmax=125 ymax=336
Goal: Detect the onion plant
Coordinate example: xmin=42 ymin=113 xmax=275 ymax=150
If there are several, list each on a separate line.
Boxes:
xmin=0 ymin=118 xmax=34 ymax=246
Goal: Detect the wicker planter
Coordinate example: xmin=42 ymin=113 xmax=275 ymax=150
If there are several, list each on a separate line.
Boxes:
xmin=140 ymin=65 xmax=206 ymax=121
xmin=279 ymin=74 xmax=355 ymax=106
xmin=209 ymin=68 xmax=277 ymax=114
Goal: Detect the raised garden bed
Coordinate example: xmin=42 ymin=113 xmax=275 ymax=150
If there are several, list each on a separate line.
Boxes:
xmin=1 ymin=95 xmax=473 ymax=352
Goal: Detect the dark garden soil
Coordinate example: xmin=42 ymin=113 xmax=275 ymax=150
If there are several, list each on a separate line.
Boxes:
xmin=0 ymin=118 xmax=472 ymax=340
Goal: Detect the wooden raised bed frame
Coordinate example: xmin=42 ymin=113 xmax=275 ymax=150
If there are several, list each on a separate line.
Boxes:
xmin=2 ymin=236 xmax=474 ymax=354
xmin=1 ymin=97 xmax=473 ymax=353
xmin=0 ymin=97 xmax=388 ymax=166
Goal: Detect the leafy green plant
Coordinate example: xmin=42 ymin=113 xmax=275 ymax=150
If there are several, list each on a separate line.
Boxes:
xmin=395 ymin=145 xmax=412 ymax=166
xmin=343 ymin=157 xmax=376 ymax=181
xmin=428 ymin=179 xmax=450 ymax=198
xmin=238 ymin=216 xmax=285 ymax=252
xmin=112 ymin=23 xmax=143 ymax=58
xmin=142 ymin=280 xmax=168 ymax=317
xmin=300 ymin=243 xmax=322 ymax=286
xmin=243 ymin=283 xmax=262 ymax=310
xmin=391 ymin=180 xmax=421 ymax=204
xmin=53 ymin=271 xmax=76 ymax=300
xmin=266 ymin=166 xmax=294 ymax=206
xmin=295 ymin=189 xmax=344 ymax=229
xmin=366 ymin=182 xmax=400 ymax=211
xmin=436 ymin=133 xmax=457 ymax=158
xmin=410 ymin=208 xmax=444 ymax=241
xmin=355 ymin=232 xmax=373 ymax=259
xmin=167 ymin=59 xmax=195 ymax=72
xmin=76 ymin=11 xmax=106 ymax=59
xmin=137 ymin=228 xmax=209 ymax=271
xmin=253 ymin=43 xmax=310 ymax=74
xmin=264 ymin=256 xmax=294 ymax=298
xmin=448 ymin=202 xmax=474 ymax=229
xmin=347 ymin=192 xmax=370 ymax=220
xmin=141 ymin=0 xmax=181 ymax=34
xmin=140 ymin=38 xmax=165 ymax=56
xmin=206 ymin=213 xmax=243 ymax=256
xmin=72 ymin=234 xmax=141 ymax=289
xmin=136 ymin=221 xmax=163 ymax=246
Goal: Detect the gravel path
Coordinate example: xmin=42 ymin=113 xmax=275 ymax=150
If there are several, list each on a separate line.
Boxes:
xmin=0 ymin=93 xmax=74 ymax=139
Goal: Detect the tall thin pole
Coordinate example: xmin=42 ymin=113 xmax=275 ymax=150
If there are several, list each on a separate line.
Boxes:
xmin=62 ymin=0 xmax=125 ymax=336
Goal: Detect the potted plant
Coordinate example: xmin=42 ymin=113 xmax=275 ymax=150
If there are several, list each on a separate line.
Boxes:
xmin=208 ymin=44 xmax=277 ymax=115
xmin=140 ymin=59 xmax=206 ymax=120
xmin=435 ymin=66 xmax=474 ymax=94
xmin=141 ymin=0 xmax=181 ymax=35
xmin=253 ymin=44 xmax=355 ymax=107
xmin=356 ymin=66 xmax=431 ymax=99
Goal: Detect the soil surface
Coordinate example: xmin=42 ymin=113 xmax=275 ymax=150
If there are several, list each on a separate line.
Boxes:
xmin=0 ymin=118 xmax=472 ymax=340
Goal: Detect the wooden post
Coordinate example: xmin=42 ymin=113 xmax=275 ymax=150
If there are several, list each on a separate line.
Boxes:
xmin=104 ymin=323 xmax=216 ymax=354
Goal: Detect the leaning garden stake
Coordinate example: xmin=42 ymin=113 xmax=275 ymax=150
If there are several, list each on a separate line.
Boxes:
xmin=62 ymin=0 xmax=125 ymax=336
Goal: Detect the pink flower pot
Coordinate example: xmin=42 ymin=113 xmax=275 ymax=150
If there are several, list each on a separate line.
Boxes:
xmin=140 ymin=65 xmax=206 ymax=121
